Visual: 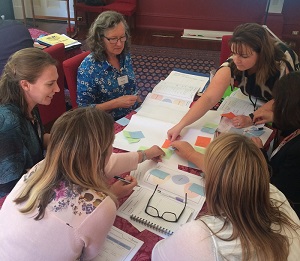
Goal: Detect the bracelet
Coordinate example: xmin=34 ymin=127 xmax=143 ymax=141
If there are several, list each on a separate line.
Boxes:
xmin=249 ymin=113 xmax=254 ymax=120
xmin=137 ymin=150 xmax=147 ymax=162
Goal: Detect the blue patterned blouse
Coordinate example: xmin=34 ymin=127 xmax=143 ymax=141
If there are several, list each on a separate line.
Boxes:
xmin=77 ymin=52 xmax=138 ymax=120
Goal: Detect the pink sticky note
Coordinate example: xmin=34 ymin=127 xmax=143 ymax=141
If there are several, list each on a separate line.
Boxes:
xmin=195 ymin=136 xmax=211 ymax=148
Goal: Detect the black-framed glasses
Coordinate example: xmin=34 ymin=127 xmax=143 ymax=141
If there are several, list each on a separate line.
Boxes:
xmin=145 ymin=184 xmax=187 ymax=223
xmin=102 ymin=35 xmax=127 ymax=44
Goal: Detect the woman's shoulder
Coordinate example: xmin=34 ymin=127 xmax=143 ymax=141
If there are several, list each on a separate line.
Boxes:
xmin=0 ymin=104 xmax=23 ymax=132
xmin=49 ymin=182 xmax=115 ymax=218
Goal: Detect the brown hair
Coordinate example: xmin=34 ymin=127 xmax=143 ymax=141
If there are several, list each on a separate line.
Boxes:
xmin=230 ymin=23 xmax=284 ymax=85
xmin=87 ymin=11 xmax=131 ymax=61
xmin=272 ymin=71 xmax=300 ymax=131
xmin=0 ymin=48 xmax=57 ymax=119
xmin=204 ymin=133 xmax=299 ymax=261
xmin=14 ymin=107 xmax=116 ymax=220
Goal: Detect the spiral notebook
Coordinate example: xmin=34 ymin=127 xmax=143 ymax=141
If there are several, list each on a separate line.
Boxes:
xmin=130 ymin=191 xmax=193 ymax=236
xmin=117 ymin=162 xmax=206 ymax=238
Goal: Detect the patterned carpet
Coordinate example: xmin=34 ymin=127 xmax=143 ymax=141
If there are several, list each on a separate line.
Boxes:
xmin=130 ymin=45 xmax=220 ymax=100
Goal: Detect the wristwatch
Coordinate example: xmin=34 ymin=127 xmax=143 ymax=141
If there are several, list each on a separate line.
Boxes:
xmin=249 ymin=113 xmax=254 ymax=120
xmin=137 ymin=150 xmax=147 ymax=162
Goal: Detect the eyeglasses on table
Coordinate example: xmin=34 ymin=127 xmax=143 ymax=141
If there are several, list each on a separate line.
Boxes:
xmin=145 ymin=184 xmax=187 ymax=223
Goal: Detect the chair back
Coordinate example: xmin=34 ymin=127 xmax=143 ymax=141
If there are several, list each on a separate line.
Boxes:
xmin=220 ymin=35 xmax=232 ymax=65
xmin=63 ymin=51 xmax=90 ymax=108
xmin=38 ymin=43 xmax=66 ymax=125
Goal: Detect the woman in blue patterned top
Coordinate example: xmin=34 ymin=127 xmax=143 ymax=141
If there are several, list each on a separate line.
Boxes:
xmin=77 ymin=11 xmax=140 ymax=120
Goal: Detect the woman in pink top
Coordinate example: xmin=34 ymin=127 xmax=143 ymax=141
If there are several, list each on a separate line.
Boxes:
xmin=0 ymin=107 xmax=164 ymax=260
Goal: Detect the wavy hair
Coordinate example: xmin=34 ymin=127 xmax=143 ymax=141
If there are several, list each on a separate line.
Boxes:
xmin=203 ymin=133 xmax=299 ymax=261
xmin=86 ymin=11 xmax=131 ymax=61
xmin=229 ymin=23 xmax=285 ymax=86
xmin=0 ymin=48 xmax=57 ymax=119
xmin=272 ymin=71 xmax=300 ymax=131
xmin=14 ymin=107 xmax=116 ymax=220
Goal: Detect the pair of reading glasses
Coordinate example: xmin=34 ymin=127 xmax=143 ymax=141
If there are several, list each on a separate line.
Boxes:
xmin=102 ymin=35 xmax=127 ymax=44
xmin=145 ymin=184 xmax=187 ymax=223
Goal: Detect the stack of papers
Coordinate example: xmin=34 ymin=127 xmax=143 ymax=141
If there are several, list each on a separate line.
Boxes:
xmin=37 ymin=33 xmax=82 ymax=50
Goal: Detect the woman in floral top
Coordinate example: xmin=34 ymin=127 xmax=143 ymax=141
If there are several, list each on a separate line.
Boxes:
xmin=77 ymin=11 xmax=140 ymax=120
xmin=0 ymin=107 xmax=164 ymax=260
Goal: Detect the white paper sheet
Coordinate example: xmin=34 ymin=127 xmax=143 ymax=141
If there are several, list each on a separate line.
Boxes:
xmin=91 ymin=226 xmax=143 ymax=261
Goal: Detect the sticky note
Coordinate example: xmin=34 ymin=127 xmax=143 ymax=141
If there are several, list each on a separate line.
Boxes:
xmin=195 ymin=136 xmax=211 ymax=148
xmin=128 ymin=131 xmax=145 ymax=139
xmin=162 ymin=148 xmax=174 ymax=159
xmin=201 ymin=127 xmax=215 ymax=134
xmin=188 ymin=161 xmax=198 ymax=169
xmin=248 ymin=130 xmax=265 ymax=137
xmin=149 ymin=169 xmax=169 ymax=179
xmin=203 ymin=122 xmax=218 ymax=129
xmin=228 ymin=127 xmax=244 ymax=135
xmin=162 ymin=139 xmax=172 ymax=149
xmin=116 ymin=117 xmax=130 ymax=126
xmin=221 ymin=112 xmax=236 ymax=119
xmin=138 ymin=146 xmax=149 ymax=151
xmin=126 ymin=137 xmax=141 ymax=143
xmin=188 ymin=183 xmax=205 ymax=196
xmin=194 ymin=146 xmax=206 ymax=154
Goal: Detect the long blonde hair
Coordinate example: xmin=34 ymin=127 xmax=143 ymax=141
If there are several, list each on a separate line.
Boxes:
xmin=204 ymin=133 xmax=299 ymax=261
xmin=14 ymin=107 xmax=116 ymax=219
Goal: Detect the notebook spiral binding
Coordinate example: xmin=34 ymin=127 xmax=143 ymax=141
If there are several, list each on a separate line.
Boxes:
xmin=130 ymin=214 xmax=173 ymax=236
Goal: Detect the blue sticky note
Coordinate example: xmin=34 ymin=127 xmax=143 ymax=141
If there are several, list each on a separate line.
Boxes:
xmin=149 ymin=169 xmax=169 ymax=180
xmin=201 ymin=127 xmax=216 ymax=134
xmin=188 ymin=161 xmax=199 ymax=169
xmin=188 ymin=183 xmax=205 ymax=196
xmin=248 ymin=130 xmax=265 ymax=137
xmin=116 ymin=117 xmax=130 ymax=126
xmin=129 ymin=131 xmax=145 ymax=139
xmin=228 ymin=127 xmax=244 ymax=135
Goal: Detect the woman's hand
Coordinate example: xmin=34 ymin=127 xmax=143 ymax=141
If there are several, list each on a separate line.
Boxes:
xmin=167 ymin=124 xmax=183 ymax=141
xmin=116 ymin=95 xmax=138 ymax=108
xmin=170 ymin=141 xmax=195 ymax=161
xmin=251 ymin=137 xmax=263 ymax=149
xmin=253 ymin=109 xmax=273 ymax=125
xmin=110 ymin=175 xmax=138 ymax=199
xmin=144 ymin=145 xmax=165 ymax=162
xmin=232 ymin=115 xmax=253 ymax=128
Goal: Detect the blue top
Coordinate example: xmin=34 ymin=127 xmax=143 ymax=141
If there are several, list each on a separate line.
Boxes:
xmin=0 ymin=104 xmax=44 ymax=197
xmin=77 ymin=52 xmax=138 ymax=120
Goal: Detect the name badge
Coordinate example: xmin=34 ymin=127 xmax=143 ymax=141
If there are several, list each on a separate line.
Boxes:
xmin=117 ymin=75 xmax=129 ymax=86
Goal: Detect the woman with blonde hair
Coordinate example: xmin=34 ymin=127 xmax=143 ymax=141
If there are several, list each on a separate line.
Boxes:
xmin=0 ymin=48 xmax=59 ymax=197
xmin=0 ymin=107 xmax=164 ymax=260
xmin=152 ymin=133 xmax=300 ymax=261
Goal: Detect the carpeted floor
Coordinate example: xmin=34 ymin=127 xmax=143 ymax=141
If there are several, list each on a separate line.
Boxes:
xmin=130 ymin=45 xmax=220 ymax=100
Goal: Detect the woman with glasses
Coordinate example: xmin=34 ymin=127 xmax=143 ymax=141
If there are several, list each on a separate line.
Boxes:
xmin=152 ymin=133 xmax=300 ymax=261
xmin=252 ymin=72 xmax=300 ymax=217
xmin=0 ymin=107 xmax=164 ymax=260
xmin=168 ymin=23 xmax=300 ymax=141
xmin=77 ymin=11 xmax=140 ymax=120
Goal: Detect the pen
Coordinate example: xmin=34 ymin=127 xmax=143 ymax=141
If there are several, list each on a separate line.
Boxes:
xmin=113 ymin=176 xmax=140 ymax=187
xmin=114 ymin=175 xmax=132 ymax=184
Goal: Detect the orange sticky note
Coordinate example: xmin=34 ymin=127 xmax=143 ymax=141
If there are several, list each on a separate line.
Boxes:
xmin=195 ymin=136 xmax=211 ymax=148
xmin=221 ymin=112 xmax=236 ymax=119
xmin=162 ymin=139 xmax=172 ymax=148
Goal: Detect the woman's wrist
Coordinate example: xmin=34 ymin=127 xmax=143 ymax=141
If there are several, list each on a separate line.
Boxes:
xmin=137 ymin=150 xmax=147 ymax=163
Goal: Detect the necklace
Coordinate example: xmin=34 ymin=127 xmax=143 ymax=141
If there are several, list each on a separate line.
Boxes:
xmin=271 ymin=129 xmax=300 ymax=158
